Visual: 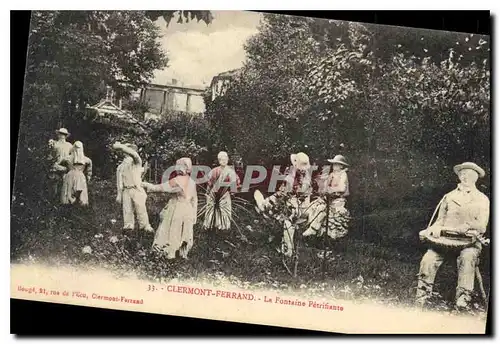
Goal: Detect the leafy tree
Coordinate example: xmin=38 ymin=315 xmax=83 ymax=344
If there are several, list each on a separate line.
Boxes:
xmin=204 ymin=12 xmax=490 ymax=215
xmin=206 ymin=14 xmax=373 ymax=165
xmin=15 ymin=10 xmax=213 ymax=194
xmin=145 ymin=112 xmax=211 ymax=166
xmin=144 ymin=10 xmax=213 ymax=26
xmin=23 ymin=10 xmax=213 ymax=130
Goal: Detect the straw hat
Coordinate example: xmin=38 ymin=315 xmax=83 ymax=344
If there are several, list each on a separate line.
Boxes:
xmin=290 ymin=154 xmax=298 ymax=166
xmin=453 ymin=162 xmax=485 ymax=178
xmin=56 ymin=128 xmax=69 ymax=136
xmin=327 ymin=155 xmax=349 ymax=167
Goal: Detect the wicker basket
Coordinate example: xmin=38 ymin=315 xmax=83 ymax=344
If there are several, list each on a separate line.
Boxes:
xmin=419 ymin=227 xmax=477 ymax=250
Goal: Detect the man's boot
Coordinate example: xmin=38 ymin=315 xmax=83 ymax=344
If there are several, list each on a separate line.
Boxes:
xmin=455 ymin=288 xmax=473 ymax=312
xmin=415 ymin=276 xmax=433 ymax=309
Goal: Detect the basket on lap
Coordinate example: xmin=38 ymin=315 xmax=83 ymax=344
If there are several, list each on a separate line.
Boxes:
xmin=419 ymin=197 xmax=489 ymax=250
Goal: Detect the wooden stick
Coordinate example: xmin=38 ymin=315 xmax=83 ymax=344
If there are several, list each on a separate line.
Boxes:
xmin=475 ymin=266 xmax=488 ymax=306
xmin=154 ymin=159 xmax=158 ymax=184
xmin=293 ymin=240 xmax=299 ymax=278
xmin=148 ymin=160 xmax=152 ymax=182
xmin=282 ymin=255 xmax=294 ymax=277
xmin=322 ymin=194 xmax=330 ymax=280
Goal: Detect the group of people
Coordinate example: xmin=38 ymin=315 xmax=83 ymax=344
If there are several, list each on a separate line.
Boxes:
xmin=47 ymin=126 xmax=491 ymax=311
xmin=47 ymin=128 xmax=93 ymax=207
xmin=254 ymin=152 xmax=351 ymax=257
xmin=47 ymin=128 xmax=350 ymax=261
xmin=47 ymin=135 xmax=242 ymax=261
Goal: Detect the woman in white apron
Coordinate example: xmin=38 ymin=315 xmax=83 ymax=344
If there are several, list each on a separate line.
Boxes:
xmin=142 ymin=158 xmax=198 ymax=260
xmin=59 ymin=141 xmax=93 ymax=206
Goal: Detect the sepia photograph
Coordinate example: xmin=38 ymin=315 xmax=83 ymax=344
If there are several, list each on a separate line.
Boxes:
xmin=10 ymin=10 xmax=491 ymax=334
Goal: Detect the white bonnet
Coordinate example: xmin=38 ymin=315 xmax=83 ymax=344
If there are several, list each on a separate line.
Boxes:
xmin=218 ymin=151 xmax=228 ymax=160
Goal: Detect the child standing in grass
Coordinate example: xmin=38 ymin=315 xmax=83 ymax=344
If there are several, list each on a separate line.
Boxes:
xmin=47 ymin=128 xmax=73 ymax=202
xmin=202 ymin=151 xmax=241 ymax=231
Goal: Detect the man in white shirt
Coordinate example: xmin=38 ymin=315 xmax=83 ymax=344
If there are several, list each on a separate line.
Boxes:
xmin=113 ymin=142 xmax=154 ymax=234
xmin=416 ymin=162 xmax=490 ymax=311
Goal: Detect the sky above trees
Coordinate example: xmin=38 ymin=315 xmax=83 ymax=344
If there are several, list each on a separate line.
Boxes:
xmin=152 ymin=11 xmax=262 ymax=88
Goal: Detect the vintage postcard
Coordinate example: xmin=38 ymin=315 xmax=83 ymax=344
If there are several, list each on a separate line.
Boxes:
xmin=11 ymin=10 xmax=491 ymax=334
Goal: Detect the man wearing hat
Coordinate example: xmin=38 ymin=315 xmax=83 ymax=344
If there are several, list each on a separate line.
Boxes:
xmin=47 ymin=128 xmax=73 ymax=202
xmin=113 ymin=142 xmax=154 ymax=234
xmin=416 ymin=162 xmax=490 ymax=310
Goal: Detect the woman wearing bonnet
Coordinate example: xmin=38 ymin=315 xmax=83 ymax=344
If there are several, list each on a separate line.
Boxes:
xmin=58 ymin=141 xmax=93 ymax=206
xmin=142 ymin=157 xmax=198 ymax=260
xmin=302 ymin=154 xmax=351 ymax=242
xmin=254 ymin=152 xmax=313 ymax=257
xmin=202 ymin=151 xmax=241 ymax=231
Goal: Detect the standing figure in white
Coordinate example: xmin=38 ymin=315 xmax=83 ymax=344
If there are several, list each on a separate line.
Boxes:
xmin=113 ymin=142 xmax=154 ymax=234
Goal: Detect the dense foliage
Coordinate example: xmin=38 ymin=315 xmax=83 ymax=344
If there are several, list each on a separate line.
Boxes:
xmin=205 ymin=14 xmax=491 ymax=220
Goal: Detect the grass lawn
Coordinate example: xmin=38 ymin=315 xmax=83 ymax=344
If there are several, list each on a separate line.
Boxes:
xmin=11 ymin=179 xmax=490 ymax=314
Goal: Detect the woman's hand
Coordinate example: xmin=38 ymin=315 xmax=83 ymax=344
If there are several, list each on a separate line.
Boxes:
xmin=53 ymin=164 xmax=67 ymax=173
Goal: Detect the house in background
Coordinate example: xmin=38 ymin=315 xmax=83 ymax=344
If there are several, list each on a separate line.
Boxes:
xmin=87 ymin=86 xmax=132 ymax=119
xmin=86 ymin=86 xmax=149 ymax=134
xmin=209 ymin=69 xmax=242 ymax=101
xmin=139 ymin=79 xmax=206 ymax=120
xmin=88 ymin=79 xmax=207 ymax=122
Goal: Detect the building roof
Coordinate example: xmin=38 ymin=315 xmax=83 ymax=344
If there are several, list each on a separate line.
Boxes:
xmin=87 ymin=99 xmax=134 ymax=120
xmin=209 ymin=68 xmax=242 ymax=87
xmin=216 ymin=68 xmax=242 ymax=78
xmin=86 ymin=99 xmax=149 ymax=132
xmin=147 ymin=83 xmax=206 ymax=94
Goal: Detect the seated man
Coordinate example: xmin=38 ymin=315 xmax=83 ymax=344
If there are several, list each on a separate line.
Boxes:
xmin=416 ymin=162 xmax=490 ymax=310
